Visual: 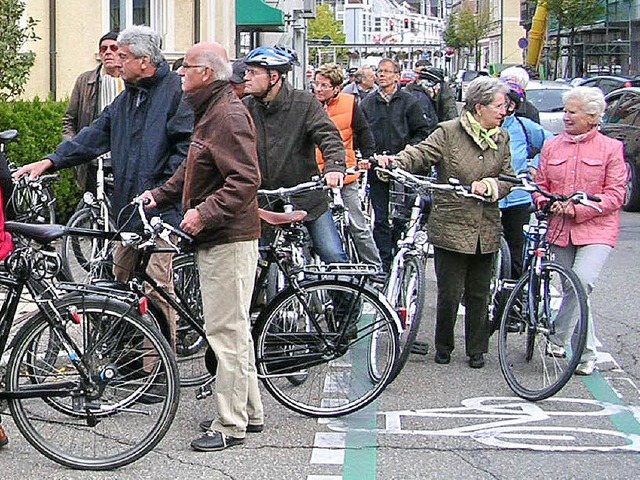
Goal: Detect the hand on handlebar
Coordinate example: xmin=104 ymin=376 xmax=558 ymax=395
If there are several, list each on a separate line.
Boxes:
xmin=470 ymin=180 xmax=487 ymax=197
xmin=374 ymin=154 xmax=395 ymax=169
xmin=136 ymin=190 xmax=157 ymax=209
xmin=180 ymin=208 xmax=205 ymax=237
xmin=550 ymin=200 xmax=576 ymax=218
xmin=13 ymin=159 xmax=54 ymax=181
xmin=324 ymin=171 xmax=344 ymax=189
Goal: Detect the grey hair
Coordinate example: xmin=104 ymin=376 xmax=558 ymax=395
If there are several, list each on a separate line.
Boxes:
xmin=562 ymin=86 xmax=606 ymax=118
xmin=118 ymin=25 xmax=164 ymax=66
xmin=195 ymin=50 xmax=233 ymax=81
xmin=500 ymin=66 xmax=530 ymax=89
xmin=464 ymin=76 xmax=510 ymax=113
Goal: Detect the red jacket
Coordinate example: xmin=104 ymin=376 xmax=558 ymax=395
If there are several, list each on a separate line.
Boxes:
xmin=535 ymin=129 xmax=626 ymax=248
xmin=0 ymin=190 xmax=13 ymax=260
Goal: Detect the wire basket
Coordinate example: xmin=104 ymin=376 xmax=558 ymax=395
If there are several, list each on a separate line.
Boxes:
xmin=388 ymin=178 xmax=432 ymax=224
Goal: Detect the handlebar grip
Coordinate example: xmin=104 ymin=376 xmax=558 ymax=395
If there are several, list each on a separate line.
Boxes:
xmin=498 ymin=174 xmax=521 ymax=183
xmin=586 ymin=194 xmax=601 ymax=203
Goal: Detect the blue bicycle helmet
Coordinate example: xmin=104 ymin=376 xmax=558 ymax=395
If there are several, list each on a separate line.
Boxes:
xmin=245 ymin=46 xmax=294 ymax=73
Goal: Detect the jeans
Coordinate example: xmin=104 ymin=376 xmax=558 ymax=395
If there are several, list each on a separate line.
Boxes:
xmin=305 ymin=210 xmax=349 ymax=264
xmin=550 ymin=243 xmax=612 ymax=362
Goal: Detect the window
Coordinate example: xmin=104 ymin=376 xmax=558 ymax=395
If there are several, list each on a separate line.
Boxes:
xmin=110 ymin=0 xmax=153 ymax=32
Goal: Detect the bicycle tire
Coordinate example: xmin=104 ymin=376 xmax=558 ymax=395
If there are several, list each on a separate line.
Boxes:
xmin=61 ymin=207 xmax=115 ymax=283
xmin=487 ymin=236 xmax=512 ymax=335
xmin=171 ymin=252 xmax=210 ymax=387
xmin=7 ymin=295 xmax=180 ymax=470
xmin=497 ymin=261 xmax=588 ymax=401
xmin=389 ymin=254 xmax=426 ymax=380
xmin=253 ymin=279 xmax=399 ymax=417
xmin=9 ymin=181 xmax=56 ymax=224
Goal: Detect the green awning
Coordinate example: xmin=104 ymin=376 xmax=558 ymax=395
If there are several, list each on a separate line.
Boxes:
xmin=236 ymin=0 xmax=284 ymax=28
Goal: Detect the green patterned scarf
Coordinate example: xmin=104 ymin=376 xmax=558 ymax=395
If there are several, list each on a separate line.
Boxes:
xmin=464 ymin=111 xmax=500 ymax=150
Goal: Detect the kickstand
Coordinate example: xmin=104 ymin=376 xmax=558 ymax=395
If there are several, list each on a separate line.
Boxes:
xmin=410 ymin=341 xmax=429 ymax=355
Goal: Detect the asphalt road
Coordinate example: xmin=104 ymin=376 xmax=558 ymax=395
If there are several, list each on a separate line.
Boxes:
xmin=2 ymin=212 xmax=640 ymax=479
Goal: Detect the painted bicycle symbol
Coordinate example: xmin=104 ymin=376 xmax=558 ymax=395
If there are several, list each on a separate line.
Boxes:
xmin=326 ymin=397 xmax=640 ymax=452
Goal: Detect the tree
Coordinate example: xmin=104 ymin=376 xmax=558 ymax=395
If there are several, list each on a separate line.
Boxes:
xmin=546 ymin=0 xmax=605 ymax=78
xmin=0 ymin=0 xmax=39 ymax=102
xmin=307 ymin=4 xmax=346 ymax=66
xmin=444 ymin=3 xmax=491 ymax=70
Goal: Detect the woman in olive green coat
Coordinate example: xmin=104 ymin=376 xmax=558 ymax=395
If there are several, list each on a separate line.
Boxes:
xmin=378 ymin=76 xmax=514 ymax=369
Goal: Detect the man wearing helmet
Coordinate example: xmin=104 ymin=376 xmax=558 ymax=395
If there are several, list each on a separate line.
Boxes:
xmin=243 ymin=45 xmax=349 ymax=264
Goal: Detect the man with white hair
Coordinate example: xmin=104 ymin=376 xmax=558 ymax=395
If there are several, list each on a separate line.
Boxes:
xmin=142 ymin=41 xmax=264 ymax=452
xmin=500 ymin=66 xmax=540 ymax=124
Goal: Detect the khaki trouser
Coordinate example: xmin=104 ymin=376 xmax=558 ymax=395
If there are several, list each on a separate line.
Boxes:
xmin=196 ymin=240 xmax=263 ymax=439
xmin=112 ymin=239 xmax=177 ymax=350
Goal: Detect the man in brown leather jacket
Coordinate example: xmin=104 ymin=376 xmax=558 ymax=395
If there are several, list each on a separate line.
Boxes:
xmin=140 ymin=42 xmax=263 ymax=453
xmin=62 ymin=32 xmax=124 ymax=194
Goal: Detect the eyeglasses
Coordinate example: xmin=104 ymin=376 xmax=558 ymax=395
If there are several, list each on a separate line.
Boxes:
xmin=99 ymin=44 xmax=118 ymax=53
xmin=181 ymin=63 xmax=207 ymax=70
xmin=245 ymin=68 xmax=267 ymax=77
xmin=377 ymin=69 xmax=398 ymax=75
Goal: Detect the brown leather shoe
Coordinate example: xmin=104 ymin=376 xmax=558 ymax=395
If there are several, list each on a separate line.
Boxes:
xmin=0 ymin=424 xmax=8 ymax=448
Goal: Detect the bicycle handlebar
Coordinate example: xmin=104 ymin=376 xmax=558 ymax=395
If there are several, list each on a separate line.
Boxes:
xmin=128 ymin=198 xmax=194 ymax=251
xmin=498 ymin=173 xmax=603 ymax=212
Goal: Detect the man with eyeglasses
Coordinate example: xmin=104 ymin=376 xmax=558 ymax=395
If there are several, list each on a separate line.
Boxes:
xmin=62 ymin=32 xmax=125 ymax=195
xmin=360 ymin=58 xmax=431 ymax=273
xmin=242 ymin=45 xmax=348 ymax=265
xmin=16 ymin=26 xmax=193 ymax=359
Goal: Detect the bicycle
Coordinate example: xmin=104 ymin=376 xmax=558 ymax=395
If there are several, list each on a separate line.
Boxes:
xmin=0 ymin=221 xmax=180 ymax=470
xmin=375 ymin=163 xmax=495 ymax=378
xmin=496 ymin=173 xmax=596 ymax=401
xmin=61 ymin=154 xmax=115 ymax=283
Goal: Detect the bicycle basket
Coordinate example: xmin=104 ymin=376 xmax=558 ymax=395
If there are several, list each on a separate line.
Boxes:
xmin=389 ymin=179 xmax=431 ymax=224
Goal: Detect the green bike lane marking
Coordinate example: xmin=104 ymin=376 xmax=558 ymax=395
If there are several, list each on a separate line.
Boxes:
xmin=581 ymin=370 xmax=640 ymax=439
xmin=342 ymin=400 xmax=377 ymax=480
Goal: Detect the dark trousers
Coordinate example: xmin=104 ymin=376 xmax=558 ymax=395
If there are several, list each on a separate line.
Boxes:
xmin=501 ymin=204 xmax=531 ymax=280
xmin=433 ymin=246 xmax=493 ymax=356
xmin=370 ymin=174 xmax=393 ymax=272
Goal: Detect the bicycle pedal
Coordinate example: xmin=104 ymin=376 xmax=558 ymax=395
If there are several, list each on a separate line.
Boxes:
xmin=195 ymin=384 xmax=214 ymax=400
xmin=410 ymin=342 xmax=429 ymax=355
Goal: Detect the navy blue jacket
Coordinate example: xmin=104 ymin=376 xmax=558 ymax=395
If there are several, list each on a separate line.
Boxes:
xmin=48 ymin=61 xmax=194 ymax=229
xmin=360 ymin=88 xmax=431 ymax=155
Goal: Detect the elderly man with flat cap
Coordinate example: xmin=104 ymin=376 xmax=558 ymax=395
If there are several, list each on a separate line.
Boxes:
xmin=230 ymin=59 xmax=248 ymax=98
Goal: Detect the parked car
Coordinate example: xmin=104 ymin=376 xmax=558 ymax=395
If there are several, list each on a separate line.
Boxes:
xmin=578 ymin=75 xmax=640 ymax=96
xmin=525 ymin=80 xmax=572 ymax=135
xmin=600 ymin=87 xmax=640 ymax=211
xmin=453 ymin=70 xmax=489 ymax=101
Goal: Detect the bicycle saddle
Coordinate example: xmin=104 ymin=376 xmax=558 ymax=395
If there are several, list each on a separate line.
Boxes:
xmin=5 ymin=221 xmax=68 ymax=245
xmin=258 ymin=208 xmax=307 ymax=225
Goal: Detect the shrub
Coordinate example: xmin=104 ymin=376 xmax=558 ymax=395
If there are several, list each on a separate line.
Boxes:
xmin=0 ymin=97 xmax=80 ymax=222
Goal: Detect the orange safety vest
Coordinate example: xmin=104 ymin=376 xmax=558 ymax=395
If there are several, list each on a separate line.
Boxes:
xmin=316 ymin=93 xmax=359 ymax=185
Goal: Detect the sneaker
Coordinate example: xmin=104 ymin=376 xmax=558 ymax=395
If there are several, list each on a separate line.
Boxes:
xmin=575 ymin=359 xmax=597 ymax=376
xmin=0 ymin=424 xmax=8 ymax=448
xmin=199 ymin=419 xmax=264 ymax=433
xmin=191 ymin=430 xmax=244 ymax=452
xmin=546 ymin=342 xmax=566 ymax=358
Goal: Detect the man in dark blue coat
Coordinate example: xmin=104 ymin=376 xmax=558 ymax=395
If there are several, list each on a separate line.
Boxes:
xmin=16 ymin=25 xmax=193 ymax=353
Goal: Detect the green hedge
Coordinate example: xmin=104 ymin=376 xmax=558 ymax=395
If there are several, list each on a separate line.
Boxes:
xmin=0 ymin=97 xmax=80 ymax=222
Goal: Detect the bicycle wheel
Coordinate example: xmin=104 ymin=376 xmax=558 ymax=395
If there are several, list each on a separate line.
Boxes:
xmin=487 ymin=236 xmax=513 ymax=335
xmin=9 ymin=181 xmax=56 ymax=224
xmin=498 ymin=261 xmax=588 ymax=401
xmin=254 ymin=279 xmax=399 ymax=417
xmin=171 ymin=252 xmax=210 ymax=387
xmin=389 ymin=254 xmax=426 ymax=380
xmin=61 ymin=207 xmax=115 ymax=283
xmin=7 ymin=295 xmax=180 ymax=470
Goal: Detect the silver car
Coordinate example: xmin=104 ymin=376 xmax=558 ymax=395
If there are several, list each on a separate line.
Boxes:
xmin=525 ymin=80 xmax=572 ymax=134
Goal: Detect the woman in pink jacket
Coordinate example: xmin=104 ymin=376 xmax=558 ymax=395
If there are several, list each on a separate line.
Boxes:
xmin=535 ymin=86 xmax=627 ymax=375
